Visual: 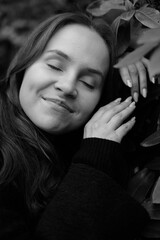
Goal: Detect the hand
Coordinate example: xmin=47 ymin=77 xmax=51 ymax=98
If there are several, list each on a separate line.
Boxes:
xmin=84 ymin=97 xmax=136 ymax=143
xmin=119 ymin=57 xmax=155 ymax=102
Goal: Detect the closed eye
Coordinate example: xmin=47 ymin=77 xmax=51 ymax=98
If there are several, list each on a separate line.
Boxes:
xmin=80 ymin=80 xmax=95 ymax=90
xmin=47 ymin=64 xmax=63 ymax=72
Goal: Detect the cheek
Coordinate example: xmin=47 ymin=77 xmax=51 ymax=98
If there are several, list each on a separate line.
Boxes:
xmin=79 ymin=90 xmax=101 ymax=118
xmin=19 ymin=71 xmax=36 ymax=113
xmin=19 ymin=81 xmax=28 ymax=109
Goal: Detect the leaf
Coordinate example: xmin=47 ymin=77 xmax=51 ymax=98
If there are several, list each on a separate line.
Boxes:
xmin=138 ymin=27 xmax=160 ymax=44
xmin=125 ymin=0 xmax=134 ymax=11
xmin=152 ymin=176 xmax=160 ymax=204
xmin=133 ymin=0 xmax=139 ymax=5
xmin=103 ymin=8 xmax=126 ymax=24
xmin=111 ymin=11 xmax=134 ymax=56
xmin=142 ymin=199 xmax=160 ymax=220
xmin=118 ymin=9 xmax=135 ymax=21
xmin=117 ymin=22 xmax=131 ymax=56
xmin=86 ymin=0 xmax=126 ymax=17
xmin=111 ymin=15 xmax=122 ymax=38
xmin=111 ymin=10 xmax=135 ymax=35
xmin=105 ymin=0 xmax=125 ymax=3
xmin=114 ymin=41 xmax=158 ymax=68
xmin=135 ymin=6 xmax=160 ymax=28
xmin=112 ymin=17 xmax=131 ymax=56
xmin=130 ymin=17 xmax=147 ymax=48
xmin=128 ymin=168 xmax=155 ymax=203
xmin=149 ymin=45 xmax=160 ymax=78
xmin=141 ymin=129 xmax=160 ymax=147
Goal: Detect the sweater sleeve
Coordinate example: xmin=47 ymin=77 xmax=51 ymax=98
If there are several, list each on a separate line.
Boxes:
xmin=73 ymin=138 xmax=129 ymax=187
xmin=36 ymin=139 xmax=150 ymax=240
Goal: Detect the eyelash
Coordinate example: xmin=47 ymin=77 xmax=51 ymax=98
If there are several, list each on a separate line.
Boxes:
xmin=48 ymin=64 xmax=63 ymax=72
xmin=81 ymin=80 xmax=94 ymax=90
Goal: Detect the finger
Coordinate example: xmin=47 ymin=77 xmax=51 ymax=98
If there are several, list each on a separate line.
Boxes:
xmin=128 ymin=64 xmax=139 ymax=102
xmin=99 ymin=96 xmax=133 ymax=124
xmin=142 ymin=57 xmax=155 ymax=84
xmin=107 ymin=101 xmax=136 ymax=130
xmin=116 ymin=117 xmax=136 ymax=142
xmin=135 ymin=60 xmax=147 ymax=98
xmin=141 ymin=57 xmax=150 ymax=68
xmin=90 ymin=98 xmax=121 ymax=122
xmin=119 ymin=67 xmax=132 ymax=87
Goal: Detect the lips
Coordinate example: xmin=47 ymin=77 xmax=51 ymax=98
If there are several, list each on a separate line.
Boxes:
xmin=43 ymin=97 xmax=74 ymax=113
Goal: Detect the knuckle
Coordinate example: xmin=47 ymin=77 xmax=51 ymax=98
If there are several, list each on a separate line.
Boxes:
xmin=129 ymin=65 xmax=138 ymax=75
xmin=99 ymin=106 xmax=105 ymax=112
xmin=131 ymin=82 xmax=138 ymax=89
xmin=116 ymin=112 xmax=123 ymax=120
xmin=112 ymin=112 xmax=122 ymax=122
xmin=120 ymin=68 xmax=129 ymax=78
xmin=137 ymin=63 xmax=145 ymax=72
xmin=110 ymin=108 xmax=117 ymax=115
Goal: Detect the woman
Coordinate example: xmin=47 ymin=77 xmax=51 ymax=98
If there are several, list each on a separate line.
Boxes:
xmin=0 ymin=11 xmax=149 ymax=239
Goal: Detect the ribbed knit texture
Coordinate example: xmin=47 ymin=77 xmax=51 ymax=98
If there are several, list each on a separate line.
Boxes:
xmin=0 ymin=139 xmax=150 ymax=239
xmin=73 ymin=138 xmax=129 ymax=187
xmin=37 ymin=163 xmax=150 ymax=240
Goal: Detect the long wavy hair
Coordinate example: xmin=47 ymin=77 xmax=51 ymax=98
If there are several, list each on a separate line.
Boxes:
xmin=0 ymin=11 xmax=116 ymax=215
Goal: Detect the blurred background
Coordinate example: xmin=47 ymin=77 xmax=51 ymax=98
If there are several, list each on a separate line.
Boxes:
xmin=0 ymin=0 xmax=93 ymax=78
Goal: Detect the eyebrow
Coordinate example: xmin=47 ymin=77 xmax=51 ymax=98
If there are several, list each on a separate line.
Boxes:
xmin=46 ymin=49 xmax=104 ymax=79
xmin=46 ymin=49 xmax=71 ymax=61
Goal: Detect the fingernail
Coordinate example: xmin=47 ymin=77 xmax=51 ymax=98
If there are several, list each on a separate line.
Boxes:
xmin=133 ymin=92 xmax=138 ymax=102
xmin=134 ymin=166 xmax=139 ymax=173
xmin=129 ymin=101 xmax=135 ymax=108
xmin=142 ymin=88 xmax=147 ymax=98
xmin=151 ymin=77 xmax=155 ymax=84
xmin=131 ymin=116 xmax=136 ymax=122
xmin=125 ymin=96 xmax=132 ymax=102
xmin=114 ymin=98 xmax=121 ymax=103
xmin=127 ymin=80 xmax=132 ymax=88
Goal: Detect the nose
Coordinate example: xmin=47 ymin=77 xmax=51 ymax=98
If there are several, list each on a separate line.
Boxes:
xmin=54 ymin=72 xmax=77 ymax=98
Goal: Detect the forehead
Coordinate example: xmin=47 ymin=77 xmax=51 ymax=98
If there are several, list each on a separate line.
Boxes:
xmin=44 ymin=24 xmax=110 ymax=74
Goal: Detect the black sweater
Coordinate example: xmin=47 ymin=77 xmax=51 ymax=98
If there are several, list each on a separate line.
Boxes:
xmin=0 ymin=138 xmax=149 ymax=240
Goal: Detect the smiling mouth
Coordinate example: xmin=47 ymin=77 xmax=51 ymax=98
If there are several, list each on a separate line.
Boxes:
xmin=43 ymin=97 xmax=74 ymax=113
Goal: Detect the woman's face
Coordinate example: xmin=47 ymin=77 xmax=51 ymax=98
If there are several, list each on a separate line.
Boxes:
xmin=19 ymin=24 xmax=110 ymax=134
